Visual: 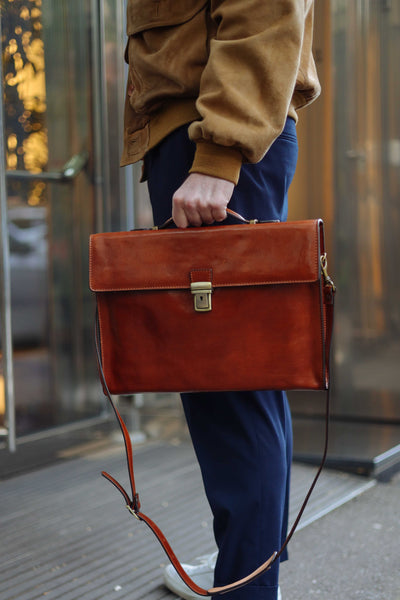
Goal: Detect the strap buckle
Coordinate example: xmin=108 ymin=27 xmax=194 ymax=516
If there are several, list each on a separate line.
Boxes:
xmin=126 ymin=504 xmax=141 ymax=520
xmin=320 ymin=253 xmax=336 ymax=292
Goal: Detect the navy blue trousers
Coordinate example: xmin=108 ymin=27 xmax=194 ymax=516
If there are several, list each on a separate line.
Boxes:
xmin=145 ymin=118 xmax=298 ymax=600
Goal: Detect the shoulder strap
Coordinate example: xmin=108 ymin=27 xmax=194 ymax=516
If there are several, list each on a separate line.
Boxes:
xmin=94 ymin=280 xmax=335 ymax=597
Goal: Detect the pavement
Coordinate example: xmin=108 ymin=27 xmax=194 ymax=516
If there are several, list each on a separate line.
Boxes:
xmin=280 ymin=469 xmax=400 ymax=600
xmin=0 ymin=433 xmax=399 ymax=600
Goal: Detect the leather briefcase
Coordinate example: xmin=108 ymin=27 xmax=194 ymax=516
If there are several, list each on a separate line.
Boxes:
xmin=89 ymin=213 xmax=335 ymax=395
xmin=89 ymin=212 xmax=336 ymax=596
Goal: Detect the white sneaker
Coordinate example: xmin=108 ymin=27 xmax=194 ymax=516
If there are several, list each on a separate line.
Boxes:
xmin=163 ymin=551 xmax=281 ymax=600
xmin=163 ymin=551 xmax=217 ymax=600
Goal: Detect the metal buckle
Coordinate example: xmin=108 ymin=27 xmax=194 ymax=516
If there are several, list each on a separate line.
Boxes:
xmin=190 ymin=281 xmax=212 ymax=312
xmin=320 ymin=253 xmax=336 ymax=292
xmin=126 ymin=505 xmax=141 ymax=520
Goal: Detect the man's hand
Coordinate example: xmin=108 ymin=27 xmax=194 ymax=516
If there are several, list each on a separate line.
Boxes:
xmin=172 ymin=173 xmax=235 ymax=228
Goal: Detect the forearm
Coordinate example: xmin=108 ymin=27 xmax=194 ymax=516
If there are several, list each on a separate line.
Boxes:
xmin=189 ymin=0 xmax=307 ymax=183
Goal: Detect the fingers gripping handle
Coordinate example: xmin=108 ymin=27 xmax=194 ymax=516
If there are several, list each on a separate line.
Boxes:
xmin=156 ymin=208 xmax=262 ymax=229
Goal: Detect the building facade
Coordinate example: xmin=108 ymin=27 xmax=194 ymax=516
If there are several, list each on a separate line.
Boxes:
xmin=1 ymin=0 xmax=399 ymax=476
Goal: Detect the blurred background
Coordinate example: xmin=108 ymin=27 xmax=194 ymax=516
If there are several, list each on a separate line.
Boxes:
xmin=1 ymin=0 xmax=399 ymax=478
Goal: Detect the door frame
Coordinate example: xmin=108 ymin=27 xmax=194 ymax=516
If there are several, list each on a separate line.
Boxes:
xmin=0 ymin=1 xmax=128 ymax=454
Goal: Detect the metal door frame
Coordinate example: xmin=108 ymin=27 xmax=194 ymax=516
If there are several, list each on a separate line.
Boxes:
xmin=0 ymin=2 xmax=128 ymax=453
xmin=0 ymin=9 xmax=16 ymax=452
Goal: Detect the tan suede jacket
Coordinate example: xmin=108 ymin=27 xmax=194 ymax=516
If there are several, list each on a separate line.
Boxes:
xmin=121 ymin=0 xmax=321 ymax=185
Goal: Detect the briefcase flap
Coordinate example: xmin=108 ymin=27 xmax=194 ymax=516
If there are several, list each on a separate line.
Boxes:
xmin=89 ymin=220 xmax=323 ymax=292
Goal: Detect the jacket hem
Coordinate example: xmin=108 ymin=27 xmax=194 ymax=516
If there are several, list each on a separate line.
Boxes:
xmin=120 ymin=99 xmax=200 ymax=167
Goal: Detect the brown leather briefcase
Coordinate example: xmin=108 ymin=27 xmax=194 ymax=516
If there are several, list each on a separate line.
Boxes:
xmin=89 ymin=214 xmax=334 ymax=395
xmin=88 ymin=212 xmax=336 ymax=596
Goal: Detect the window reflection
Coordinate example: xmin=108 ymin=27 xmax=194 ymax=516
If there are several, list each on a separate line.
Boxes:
xmin=3 ymin=0 xmax=47 ymax=202
xmin=1 ymin=0 xmax=104 ymax=437
xmin=8 ymin=205 xmax=48 ymax=346
xmin=332 ymin=0 xmax=400 ymax=418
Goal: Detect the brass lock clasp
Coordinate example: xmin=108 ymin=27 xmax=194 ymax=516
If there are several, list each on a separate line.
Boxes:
xmin=190 ymin=281 xmax=212 ymax=312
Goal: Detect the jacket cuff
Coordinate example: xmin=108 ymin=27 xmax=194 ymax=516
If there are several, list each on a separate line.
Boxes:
xmin=189 ymin=141 xmax=243 ymax=185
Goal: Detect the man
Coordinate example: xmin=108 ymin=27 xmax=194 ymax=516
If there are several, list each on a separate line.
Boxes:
xmin=121 ymin=2 xmax=320 ymax=599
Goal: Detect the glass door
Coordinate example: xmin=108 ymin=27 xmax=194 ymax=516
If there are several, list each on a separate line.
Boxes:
xmin=332 ymin=0 xmax=400 ymax=421
xmin=0 ymin=0 xmax=126 ymax=448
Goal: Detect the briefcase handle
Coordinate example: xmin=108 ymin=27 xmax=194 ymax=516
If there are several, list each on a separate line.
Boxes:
xmin=155 ymin=208 xmax=278 ymax=229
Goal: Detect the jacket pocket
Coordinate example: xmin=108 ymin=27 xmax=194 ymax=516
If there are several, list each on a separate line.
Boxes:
xmin=125 ymin=0 xmax=210 ymax=115
xmin=126 ymin=0 xmax=208 ymax=36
